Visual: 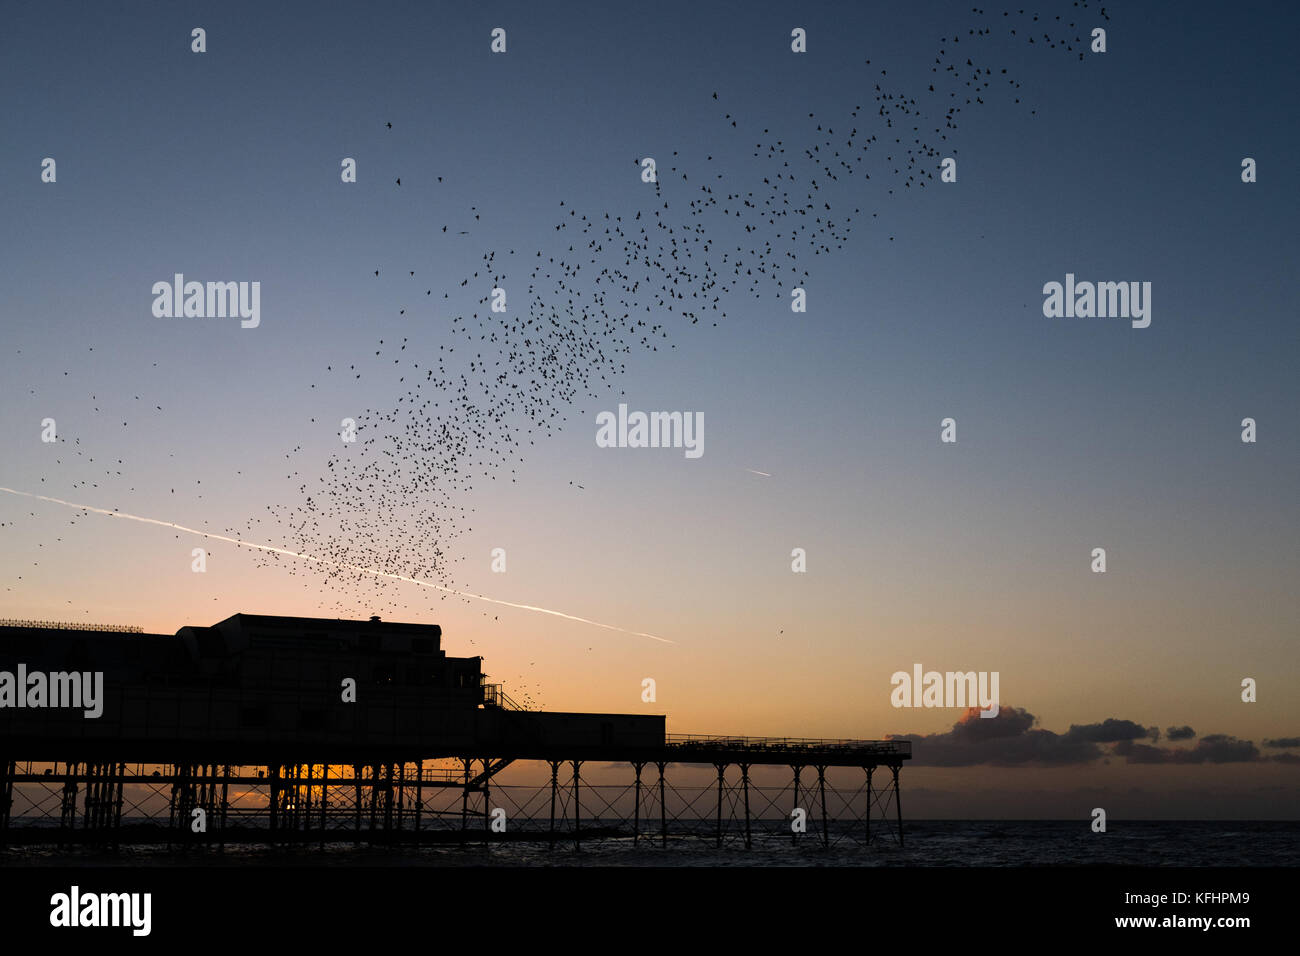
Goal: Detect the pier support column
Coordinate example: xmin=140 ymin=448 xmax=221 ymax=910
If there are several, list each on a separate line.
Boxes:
xmin=218 ymin=764 xmax=229 ymax=849
xmin=81 ymin=762 xmax=98 ymax=833
xmin=196 ymin=764 xmax=207 ymax=842
xmin=572 ymin=760 xmax=582 ymax=851
xmin=382 ymin=764 xmax=394 ymax=838
xmin=865 ymin=766 xmax=874 ymax=845
xmin=167 ymin=762 xmax=184 ymax=848
xmin=351 ymin=764 xmax=362 ymax=842
xmin=279 ymin=764 xmax=290 ymax=834
xmin=108 ymin=762 xmax=121 ymax=837
xmin=892 ymin=764 xmax=903 ymax=849
xmin=281 ymin=763 xmax=292 ymax=839
xmin=114 ymin=763 xmax=126 ymax=845
xmin=657 ymin=762 xmax=667 ymax=848
xmin=100 ymin=763 xmax=112 ymax=834
xmin=632 ymin=761 xmax=644 ymax=845
xmin=297 ymin=763 xmax=308 ymax=835
xmin=816 ymin=765 xmax=829 ymax=849
xmin=106 ymin=762 xmax=117 ymax=834
xmin=790 ymin=765 xmax=804 ymax=846
xmin=548 ymin=760 xmax=560 ymax=846
xmin=414 ymin=760 xmax=424 ymax=841
xmin=741 ymin=763 xmax=752 ymax=850
xmin=714 ymin=763 xmax=727 ymax=848
xmin=187 ymin=763 xmax=200 ymax=842
xmin=60 ymin=761 xmax=79 ymax=846
xmin=396 ymin=762 xmax=406 ymax=838
xmin=319 ymin=764 xmax=328 ymax=844
xmin=111 ymin=762 xmax=123 ymax=838
xmin=268 ymin=764 xmax=279 ymax=838
xmin=192 ymin=765 xmax=205 ymax=842
xmin=460 ymin=758 xmax=471 ymax=834
xmin=481 ymin=759 xmax=491 ymax=845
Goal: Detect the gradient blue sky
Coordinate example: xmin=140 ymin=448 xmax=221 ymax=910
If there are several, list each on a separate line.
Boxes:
xmin=2 ymin=1 xmax=1297 ymax=816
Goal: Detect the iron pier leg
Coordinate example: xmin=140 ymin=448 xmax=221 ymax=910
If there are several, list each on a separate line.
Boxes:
xmin=308 ymin=764 xmax=317 ymax=835
xmin=383 ymin=763 xmax=394 ymax=839
xmin=482 ymin=759 xmax=491 ymax=845
xmin=97 ymin=763 xmax=109 ymax=836
xmin=285 ymin=764 xmax=293 ymax=836
xmin=657 ymin=762 xmax=667 ymax=848
xmin=167 ymin=762 xmax=180 ymax=849
xmin=715 ymin=764 xmax=726 ymax=849
xmin=351 ymin=764 xmax=362 ymax=842
xmin=892 ymin=764 xmax=903 ymax=848
xmin=414 ymin=760 xmax=423 ymax=843
xmin=298 ymin=764 xmax=308 ymax=835
xmin=113 ymin=763 xmax=125 ymax=847
xmin=350 ymin=764 xmax=359 ymax=842
xmin=817 ymin=765 xmax=829 ymax=849
xmin=219 ymin=764 xmax=229 ymax=849
xmin=202 ymin=765 xmax=211 ymax=840
xmin=548 ymin=760 xmax=560 ymax=846
xmin=791 ymin=766 xmax=803 ymax=846
xmin=96 ymin=763 xmax=106 ymax=834
xmin=185 ymin=762 xmax=197 ymax=844
xmin=268 ymin=764 xmax=279 ymax=839
xmin=396 ymin=762 xmax=406 ymax=839
xmin=207 ymin=765 xmax=216 ymax=840
xmin=81 ymin=762 xmax=96 ymax=833
xmin=632 ymin=762 xmax=643 ymax=845
xmin=741 ymin=764 xmax=752 ymax=850
xmin=572 ymin=760 xmax=582 ymax=851
xmin=61 ymin=761 xmax=79 ymax=847
xmin=194 ymin=765 xmax=203 ymax=842
xmin=319 ymin=764 xmax=328 ymax=844
xmin=192 ymin=765 xmax=202 ymax=843
xmin=865 ymin=766 xmax=874 ymax=846
xmin=369 ymin=763 xmax=380 ymax=834
xmin=460 ymin=758 xmax=471 ymax=835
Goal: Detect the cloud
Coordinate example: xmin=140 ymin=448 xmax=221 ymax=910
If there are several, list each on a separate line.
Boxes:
xmin=889 ymin=706 xmax=1109 ymax=767
xmin=1065 ymin=718 xmax=1151 ymax=743
xmin=1114 ymin=734 xmax=1259 ymax=764
xmin=889 ymin=707 xmax=1288 ymax=768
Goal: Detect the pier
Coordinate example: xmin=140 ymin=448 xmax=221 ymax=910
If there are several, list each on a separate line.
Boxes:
xmin=0 ymin=615 xmax=910 ymax=852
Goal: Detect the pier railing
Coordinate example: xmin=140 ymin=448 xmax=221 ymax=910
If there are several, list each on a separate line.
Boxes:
xmin=665 ymin=735 xmax=911 ymax=757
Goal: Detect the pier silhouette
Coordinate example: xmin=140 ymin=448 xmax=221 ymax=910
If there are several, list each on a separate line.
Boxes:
xmin=0 ymin=615 xmax=909 ymax=850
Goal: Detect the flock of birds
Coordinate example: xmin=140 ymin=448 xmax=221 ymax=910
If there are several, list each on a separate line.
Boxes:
xmin=240 ymin=4 xmax=1107 ymax=613
xmin=6 ymin=4 xmax=1107 ymax=707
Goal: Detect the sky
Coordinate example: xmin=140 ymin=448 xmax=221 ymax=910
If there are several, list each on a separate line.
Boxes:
xmin=1 ymin=0 xmax=1297 ymax=818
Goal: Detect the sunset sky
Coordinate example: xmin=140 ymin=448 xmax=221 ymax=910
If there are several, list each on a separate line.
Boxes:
xmin=1 ymin=0 xmax=1297 ymax=818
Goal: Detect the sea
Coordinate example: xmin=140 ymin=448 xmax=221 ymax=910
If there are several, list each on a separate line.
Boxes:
xmin=3 ymin=819 xmax=1297 ymax=866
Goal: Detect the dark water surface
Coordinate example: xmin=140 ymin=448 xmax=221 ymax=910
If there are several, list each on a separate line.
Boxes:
xmin=5 ymin=820 xmax=1296 ymax=866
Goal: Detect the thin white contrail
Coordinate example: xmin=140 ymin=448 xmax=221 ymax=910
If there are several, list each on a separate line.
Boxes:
xmin=744 ymin=468 xmax=772 ymax=477
xmin=0 ymin=486 xmax=673 ymax=644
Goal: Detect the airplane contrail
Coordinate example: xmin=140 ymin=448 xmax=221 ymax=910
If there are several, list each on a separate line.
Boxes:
xmin=744 ymin=468 xmax=772 ymax=477
xmin=0 ymin=486 xmax=673 ymax=645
